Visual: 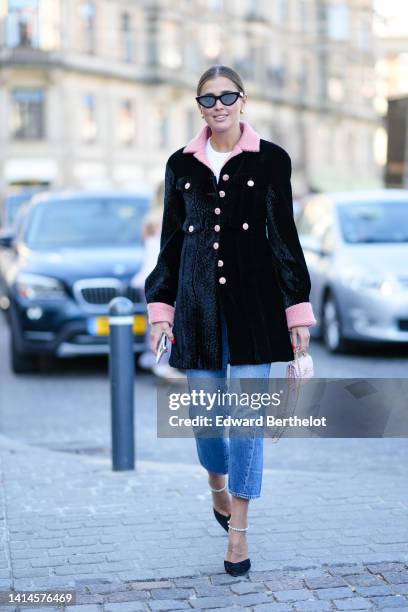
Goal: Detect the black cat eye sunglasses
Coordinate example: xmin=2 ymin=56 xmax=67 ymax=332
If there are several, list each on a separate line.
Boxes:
xmin=195 ymin=91 xmax=245 ymax=109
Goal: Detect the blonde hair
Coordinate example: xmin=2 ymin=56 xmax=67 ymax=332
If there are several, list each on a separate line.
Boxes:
xmin=197 ymin=65 xmax=245 ymax=96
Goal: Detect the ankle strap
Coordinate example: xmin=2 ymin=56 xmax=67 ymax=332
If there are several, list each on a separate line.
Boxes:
xmin=209 ymin=482 xmax=227 ymax=493
xmin=227 ymin=521 xmax=248 ymax=532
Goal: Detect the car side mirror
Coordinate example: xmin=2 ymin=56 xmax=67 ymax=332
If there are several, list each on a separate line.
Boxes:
xmin=0 ymin=232 xmax=15 ymax=249
xmin=318 ymin=245 xmax=331 ymax=257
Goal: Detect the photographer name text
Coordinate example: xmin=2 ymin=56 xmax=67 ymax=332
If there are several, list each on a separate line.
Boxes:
xmin=168 ymin=415 xmax=327 ymax=428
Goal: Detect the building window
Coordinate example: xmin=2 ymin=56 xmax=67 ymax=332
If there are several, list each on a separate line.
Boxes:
xmin=81 ymin=94 xmax=97 ymax=143
xmin=185 ymin=30 xmax=200 ymax=70
xmin=328 ymin=76 xmax=344 ymax=102
xmin=275 ymin=0 xmax=288 ymax=23
xmin=80 ymin=1 xmax=96 ymax=54
xmin=201 ymin=23 xmax=221 ymax=60
xmin=208 ymin=0 xmax=224 ymax=10
xmin=159 ymin=21 xmax=182 ymax=68
xmin=298 ymin=59 xmax=309 ymax=95
xmin=7 ymin=0 xmax=40 ymax=48
xmin=119 ymin=100 xmax=135 ymax=145
xmin=327 ymin=3 xmax=349 ymax=40
xmin=120 ymin=12 xmax=133 ymax=62
xmin=298 ymin=0 xmax=308 ymax=32
xmin=247 ymin=0 xmax=258 ymax=16
xmin=267 ymin=48 xmax=288 ymax=87
xmin=358 ymin=15 xmax=372 ymax=50
xmin=11 ymin=88 xmax=45 ymax=140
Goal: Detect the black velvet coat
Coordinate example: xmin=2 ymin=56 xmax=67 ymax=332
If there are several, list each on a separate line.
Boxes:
xmin=144 ymin=123 xmax=316 ymax=370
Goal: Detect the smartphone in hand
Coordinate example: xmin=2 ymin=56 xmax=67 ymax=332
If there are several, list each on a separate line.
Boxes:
xmin=155 ymin=332 xmax=169 ymax=364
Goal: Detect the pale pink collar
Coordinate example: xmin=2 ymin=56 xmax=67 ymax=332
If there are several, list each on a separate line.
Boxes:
xmin=183 ymin=120 xmax=261 ymax=172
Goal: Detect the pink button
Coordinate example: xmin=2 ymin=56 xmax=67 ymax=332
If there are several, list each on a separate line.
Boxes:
xmin=219 ymin=277 xmax=226 ymax=284
xmin=242 ymin=222 xmax=249 ymax=230
xmin=219 ymin=191 xmax=226 ymax=198
xmin=247 ymin=179 xmax=254 ymax=187
xmin=214 ymin=224 xmax=220 ymax=231
xmin=185 ymin=182 xmax=191 ymax=189
xmin=218 ymin=260 xmax=224 ymax=267
xmin=213 ymin=242 xmax=219 ymax=249
xmin=222 ymin=174 xmax=229 ymax=181
xmin=214 ymin=207 xmax=221 ymax=214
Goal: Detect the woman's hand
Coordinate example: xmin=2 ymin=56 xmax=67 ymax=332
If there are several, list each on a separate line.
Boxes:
xmin=149 ymin=321 xmax=175 ymax=354
xmin=290 ymin=325 xmax=310 ymax=353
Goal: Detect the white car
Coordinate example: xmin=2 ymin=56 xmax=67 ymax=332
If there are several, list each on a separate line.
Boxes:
xmin=296 ymin=189 xmax=408 ymax=352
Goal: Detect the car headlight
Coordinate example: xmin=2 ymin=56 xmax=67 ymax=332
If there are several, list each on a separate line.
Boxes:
xmin=15 ymin=273 xmax=66 ymax=300
xmin=340 ymin=269 xmax=401 ymax=295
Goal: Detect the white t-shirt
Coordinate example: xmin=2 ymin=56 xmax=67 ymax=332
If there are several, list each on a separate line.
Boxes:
xmin=206 ymin=138 xmax=232 ymax=182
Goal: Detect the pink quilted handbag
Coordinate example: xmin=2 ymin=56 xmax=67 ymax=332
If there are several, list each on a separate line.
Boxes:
xmin=286 ymin=348 xmax=314 ymax=387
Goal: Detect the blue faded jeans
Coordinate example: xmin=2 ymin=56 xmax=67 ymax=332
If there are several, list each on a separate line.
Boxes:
xmin=185 ymin=303 xmax=271 ymax=500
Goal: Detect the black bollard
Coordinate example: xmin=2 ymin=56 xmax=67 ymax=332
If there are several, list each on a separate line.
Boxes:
xmin=108 ymin=297 xmax=135 ymax=471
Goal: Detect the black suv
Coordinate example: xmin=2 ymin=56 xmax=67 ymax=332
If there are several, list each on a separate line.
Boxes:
xmin=0 ymin=190 xmax=151 ymax=373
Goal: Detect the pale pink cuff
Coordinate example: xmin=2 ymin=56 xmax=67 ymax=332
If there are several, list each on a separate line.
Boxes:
xmin=285 ymin=302 xmax=317 ymax=329
xmin=147 ymin=302 xmax=175 ymax=325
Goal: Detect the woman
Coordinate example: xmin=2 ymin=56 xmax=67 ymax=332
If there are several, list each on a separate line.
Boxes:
xmin=144 ymin=65 xmax=317 ymax=576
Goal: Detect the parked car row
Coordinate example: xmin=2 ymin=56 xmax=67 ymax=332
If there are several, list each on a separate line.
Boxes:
xmin=1 ymin=186 xmax=407 ymax=374
xmin=0 ymin=190 xmax=152 ymax=373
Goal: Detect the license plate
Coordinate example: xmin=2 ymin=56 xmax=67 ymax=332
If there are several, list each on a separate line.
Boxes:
xmin=87 ymin=315 xmax=147 ymax=336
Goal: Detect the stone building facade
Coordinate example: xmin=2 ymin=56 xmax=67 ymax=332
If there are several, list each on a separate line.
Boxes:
xmin=0 ymin=0 xmax=380 ymax=201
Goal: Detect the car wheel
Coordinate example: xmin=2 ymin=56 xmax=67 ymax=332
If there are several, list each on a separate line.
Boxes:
xmin=322 ymin=294 xmax=348 ymax=353
xmin=10 ymin=330 xmax=39 ymax=374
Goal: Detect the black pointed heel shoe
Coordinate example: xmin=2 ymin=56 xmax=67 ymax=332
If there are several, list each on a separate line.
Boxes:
xmin=209 ymin=482 xmax=231 ymax=533
xmin=224 ymin=522 xmax=251 ymax=576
